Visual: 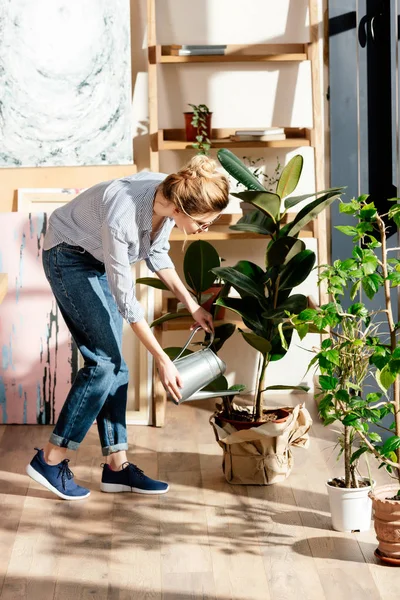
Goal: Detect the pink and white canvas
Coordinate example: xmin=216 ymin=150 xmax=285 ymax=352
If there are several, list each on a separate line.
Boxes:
xmin=0 ymin=213 xmax=75 ymax=424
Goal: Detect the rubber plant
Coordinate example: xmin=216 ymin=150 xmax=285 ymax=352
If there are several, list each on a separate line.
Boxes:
xmin=214 ymin=149 xmax=344 ymax=422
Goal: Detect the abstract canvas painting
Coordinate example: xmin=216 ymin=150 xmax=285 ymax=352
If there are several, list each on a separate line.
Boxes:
xmin=0 ymin=213 xmax=77 ymax=424
xmin=0 ymin=0 xmax=132 ymax=168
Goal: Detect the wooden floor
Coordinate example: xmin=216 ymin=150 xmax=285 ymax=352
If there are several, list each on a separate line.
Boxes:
xmin=0 ymin=393 xmax=398 ymax=600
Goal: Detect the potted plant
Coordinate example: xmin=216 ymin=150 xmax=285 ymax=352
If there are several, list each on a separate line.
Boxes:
xmin=290 ymin=195 xmax=400 ymax=555
xmin=184 ymin=103 xmax=212 ymax=155
xmin=290 ymin=265 xmax=377 ymax=531
xmin=206 ymin=150 xmax=344 ymax=484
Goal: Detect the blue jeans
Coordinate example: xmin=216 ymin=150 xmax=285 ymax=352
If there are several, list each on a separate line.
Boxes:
xmin=43 ymin=243 xmax=129 ymax=456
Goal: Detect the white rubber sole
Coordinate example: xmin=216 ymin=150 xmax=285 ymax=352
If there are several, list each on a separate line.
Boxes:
xmin=26 ymin=464 xmax=91 ymax=501
xmin=100 ymin=481 xmax=169 ymax=495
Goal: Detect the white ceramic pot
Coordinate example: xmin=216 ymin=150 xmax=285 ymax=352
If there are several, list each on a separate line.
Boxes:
xmin=326 ymin=478 xmax=375 ymax=532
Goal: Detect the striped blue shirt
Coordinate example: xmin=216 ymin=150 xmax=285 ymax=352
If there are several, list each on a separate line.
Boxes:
xmin=44 ymin=172 xmax=175 ymax=323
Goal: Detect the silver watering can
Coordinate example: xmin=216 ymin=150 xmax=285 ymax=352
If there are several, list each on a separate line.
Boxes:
xmin=169 ymin=326 xmax=238 ymax=405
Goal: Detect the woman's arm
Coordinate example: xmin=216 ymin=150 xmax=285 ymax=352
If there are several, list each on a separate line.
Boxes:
xmin=155 ymin=268 xmax=214 ymax=332
xmin=130 ymin=319 xmax=183 ymax=402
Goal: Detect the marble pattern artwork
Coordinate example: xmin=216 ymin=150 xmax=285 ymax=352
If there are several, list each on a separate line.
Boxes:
xmin=0 ymin=214 xmax=77 ymax=424
xmin=0 ymin=0 xmax=132 ymax=168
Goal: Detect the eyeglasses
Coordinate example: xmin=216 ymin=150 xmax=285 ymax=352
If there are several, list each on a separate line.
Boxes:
xmin=177 ymin=200 xmax=221 ymax=231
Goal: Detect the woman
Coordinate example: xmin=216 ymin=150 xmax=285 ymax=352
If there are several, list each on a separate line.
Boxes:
xmin=26 ymin=155 xmax=230 ymax=500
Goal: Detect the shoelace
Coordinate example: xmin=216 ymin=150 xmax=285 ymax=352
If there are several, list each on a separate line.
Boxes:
xmin=122 ymin=461 xmax=146 ymax=483
xmin=100 ymin=461 xmax=146 ymax=486
xmin=57 ymin=459 xmax=74 ymax=490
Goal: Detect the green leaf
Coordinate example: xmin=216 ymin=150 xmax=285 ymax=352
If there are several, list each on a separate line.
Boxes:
xmin=359 ymin=202 xmax=377 ymax=221
xmin=335 ymin=225 xmax=358 ymax=236
xmin=350 ymin=447 xmax=368 ymax=463
xmin=211 ymin=323 xmax=236 ymax=353
xmin=263 ymin=385 xmax=310 ymax=392
xmin=362 ymin=274 xmax=381 ymax=300
xmin=298 ymin=308 xmax=318 ymax=321
xmin=266 ymin=236 xmax=305 ymax=267
xmin=277 ymin=322 xmax=288 ymax=350
xmin=229 ymin=384 xmax=246 ymax=392
xmin=233 ymin=191 xmax=281 ymax=221
xmin=163 ymin=347 xmax=193 ymax=360
xmin=279 ymin=250 xmax=316 ymax=290
xmin=319 ymin=375 xmax=338 ymax=391
xmin=184 ymin=240 xmax=220 ymax=293
xmin=230 ymin=210 xmax=277 ymax=235
xmin=325 ymin=349 xmax=340 ymax=366
xmin=369 ymin=432 xmax=382 ymax=443
xmin=284 ymin=188 xmax=343 ymax=210
xmin=151 ymin=310 xmax=191 ymax=328
xmin=217 ymin=149 xmax=267 ymax=191
xmin=366 ymin=392 xmax=382 ymax=403
xmin=339 ymin=199 xmax=360 ymax=214
xmin=381 ymin=436 xmax=400 ymax=455
xmin=215 ymin=296 xmax=264 ymax=331
xmin=362 ymin=254 xmax=379 ymax=275
xmin=276 ymin=155 xmax=303 ymax=199
xmin=211 ymin=264 xmax=266 ymax=304
xmin=285 ymin=191 xmax=343 ymax=237
xmin=335 ymin=390 xmax=350 ymax=403
xmin=239 ymin=329 xmax=272 ymax=355
xmin=263 ymin=294 xmax=308 ymax=319
xmin=269 ymin=327 xmax=294 ymax=361
xmin=136 ymin=277 xmax=169 ymax=291
xmin=350 ymin=280 xmax=361 ymax=300
xmin=376 ymin=366 xmax=396 ymax=391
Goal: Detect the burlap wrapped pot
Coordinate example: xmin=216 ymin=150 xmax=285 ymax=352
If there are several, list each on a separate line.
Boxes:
xmin=210 ymin=403 xmax=312 ymax=485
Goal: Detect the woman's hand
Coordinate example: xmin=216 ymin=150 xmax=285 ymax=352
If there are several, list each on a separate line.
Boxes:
xmin=190 ymin=305 xmax=214 ymax=333
xmin=155 ymin=354 xmax=184 ymax=403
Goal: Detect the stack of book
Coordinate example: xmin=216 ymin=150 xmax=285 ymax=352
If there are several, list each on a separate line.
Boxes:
xmin=230 ymin=128 xmax=286 ymax=142
xmin=166 ymin=45 xmax=227 ymax=56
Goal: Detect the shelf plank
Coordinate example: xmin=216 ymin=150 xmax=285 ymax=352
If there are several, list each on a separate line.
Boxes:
xmin=157 ymin=128 xmax=311 ymax=151
xmin=160 ymin=316 xmax=243 ymax=332
xmin=170 ymin=227 xmax=313 ymax=241
xmin=159 ymin=53 xmax=307 ymax=64
xmin=150 ymin=44 xmax=309 ymax=64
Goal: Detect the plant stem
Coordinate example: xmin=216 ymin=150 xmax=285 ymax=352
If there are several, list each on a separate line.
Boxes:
xmin=376 ymin=213 xmax=400 ymax=483
xmin=344 ymin=426 xmax=351 ymax=487
xmin=255 ymin=353 xmax=268 ymax=421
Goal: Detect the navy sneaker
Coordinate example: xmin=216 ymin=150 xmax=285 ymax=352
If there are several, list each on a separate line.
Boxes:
xmin=100 ymin=461 xmax=169 ymax=495
xmin=26 ymin=447 xmax=91 ymax=501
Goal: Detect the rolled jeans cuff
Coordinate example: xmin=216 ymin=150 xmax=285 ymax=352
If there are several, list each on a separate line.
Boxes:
xmin=49 ymin=432 xmax=80 ymax=451
xmin=102 ymin=442 xmax=129 ymax=456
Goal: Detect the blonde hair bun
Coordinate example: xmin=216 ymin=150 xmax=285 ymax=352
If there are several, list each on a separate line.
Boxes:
xmin=178 ymin=155 xmax=217 ymax=179
xmin=160 ymin=155 xmax=230 ymax=217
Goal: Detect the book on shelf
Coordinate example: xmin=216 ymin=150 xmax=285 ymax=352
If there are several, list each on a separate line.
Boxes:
xmin=163 ymin=44 xmax=227 ymax=56
xmin=230 ymin=134 xmax=286 ymax=142
xmin=234 ymin=127 xmax=285 ymax=136
xmin=177 ymin=49 xmax=225 ymax=56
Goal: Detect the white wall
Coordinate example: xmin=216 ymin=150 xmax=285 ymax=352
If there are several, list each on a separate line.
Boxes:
xmin=130 ymin=0 xmax=326 ymax=396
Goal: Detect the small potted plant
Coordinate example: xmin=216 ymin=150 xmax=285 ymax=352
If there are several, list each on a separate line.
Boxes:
xmin=184 ymin=103 xmax=212 ymax=155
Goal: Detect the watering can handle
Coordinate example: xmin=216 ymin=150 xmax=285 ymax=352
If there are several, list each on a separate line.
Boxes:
xmin=173 ymin=326 xmax=215 ymax=362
